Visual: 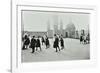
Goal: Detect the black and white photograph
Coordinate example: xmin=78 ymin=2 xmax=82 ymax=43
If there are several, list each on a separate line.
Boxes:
xmin=8 ymin=0 xmax=98 ymax=72
xmin=21 ymin=10 xmax=90 ymax=62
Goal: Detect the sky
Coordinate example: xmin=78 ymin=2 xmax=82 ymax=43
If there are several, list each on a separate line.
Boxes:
xmin=22 ymin=10 xmax=90 ymax=32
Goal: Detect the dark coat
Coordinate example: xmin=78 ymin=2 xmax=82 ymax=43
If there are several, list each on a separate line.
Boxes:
xmin=24 ymin=37 xmax=30 ymax=45
xmin=30 ymin=38 xmax=36 ymax=48
xmin=36 ymin=39 xmax=41 ymax=47
xmin=42 ymin=37 xmax=45 ymax=42
xmin=53 ymin=37 xmax=59 ymax=48
xmin=60 ymin=38 xmax=64 ymax=47
xmin=45 ymin=38 xmax=50 ymax=46
xmin=80 ymin=35 xmax=83 ymax=42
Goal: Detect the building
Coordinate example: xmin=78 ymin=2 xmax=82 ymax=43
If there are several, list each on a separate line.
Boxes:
xmin=47 ymin=19 xmax=76 ymax=38
xmin=23 ymin=31 xmax=47 ymax=38
xmin=65 ymin=22 xmax=76 ymax=38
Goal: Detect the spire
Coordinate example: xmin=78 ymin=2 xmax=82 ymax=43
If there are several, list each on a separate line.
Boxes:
xmin=53 ymin=14 xmax=59 ymax=30
xmin=60 ymin=19 xmax=63 ymax=30
xmin=53 ymin=14 xmax=58 ymax=25
xmin=53 ymin=15 xmax=59 ymax=34
xmin=47 ymin=19 xmax=50 ymax=31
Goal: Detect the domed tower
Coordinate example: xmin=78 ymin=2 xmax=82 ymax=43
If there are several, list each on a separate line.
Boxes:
xmin=65 ymin=22 xmax=76 ymax=38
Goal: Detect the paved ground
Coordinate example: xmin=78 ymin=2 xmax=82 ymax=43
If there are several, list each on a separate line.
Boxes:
xmin=21 ymin=38 xmax=90 ymax=62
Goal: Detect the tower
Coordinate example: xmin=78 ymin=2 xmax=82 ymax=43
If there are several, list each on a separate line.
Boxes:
xmin=47 ymin=19 xmax=53 ymax=38
xmin=47 ymin=20 xmax=50 ymax=31
xmin=60 ymin=19 xmax=63 ymax=36
xmin=53 ymin=15 xmax=59 ymax=35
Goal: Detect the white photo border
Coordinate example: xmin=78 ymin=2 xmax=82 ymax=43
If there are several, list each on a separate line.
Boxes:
xmin=11 ymin=3 xmax=97 ymax=73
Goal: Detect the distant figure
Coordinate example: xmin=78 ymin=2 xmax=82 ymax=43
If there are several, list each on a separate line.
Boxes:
xmin=86 ymin=34 xmax=90 ymax=44
xmin=22 ymin=35 xmax=26 ymax=50
xmin=22 ymin=34 xmax=30 ymax=50
xmin=60 ymin=35 xmax=64 ymax=50
xmin=30 ymin=36 xmax=36 ymax=53
xmin=41 ymin=36 xmax=45 ymax=45
xmin=53 ymin=34 xmax=60 ymax=52
xmin=22 ymin=33 xmax=28 ymax=42
xmin=36 ymin=36 xmax=41 ymax=51
xmin=45 ymin=36 xmax=50 ymax=49
xmin=80 ymin=34 xmax=83 ymax=44
xmin=83 ymin=35 xmax=87 ymax=44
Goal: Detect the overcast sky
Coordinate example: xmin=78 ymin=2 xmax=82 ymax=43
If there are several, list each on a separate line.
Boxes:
xmin=22 ymin=10 xmax=90 ymax=32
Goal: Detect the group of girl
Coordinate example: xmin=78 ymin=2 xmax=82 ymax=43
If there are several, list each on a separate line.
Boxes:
xmin=22 ymin=33 xmax=64 ymax=53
